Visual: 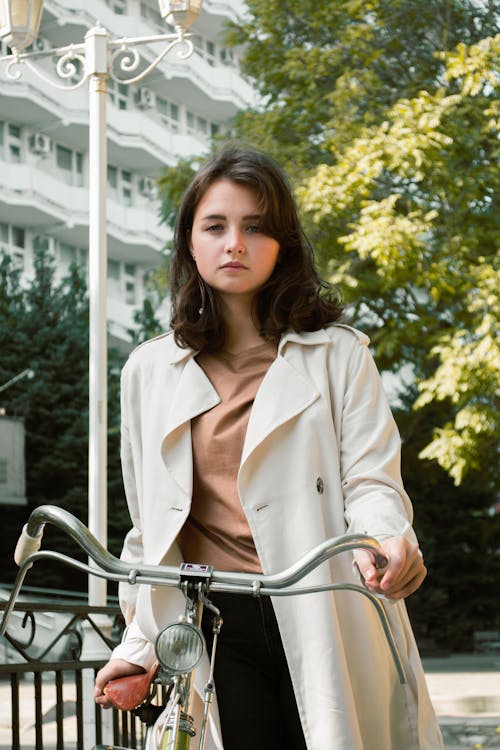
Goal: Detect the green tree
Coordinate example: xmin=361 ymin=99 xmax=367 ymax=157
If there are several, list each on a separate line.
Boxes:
xmin=397 ymin=394 xmax=500 ymax=651
xmin=300 ymin=35 xmax=499 ymax=488
xmin=0 ymin=250 xmax=128 ymax=591
xmin=226 ymin=0 xmax=497 ymax=176
xmin=297 ymin=33 xmax=499 ymax=646
xmin=128 ymin=297 xmax=164 ymax=346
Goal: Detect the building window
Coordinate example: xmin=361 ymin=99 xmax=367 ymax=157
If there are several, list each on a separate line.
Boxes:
xmin=206 ymin=40 xmax=216 ymax=66
xmin=140 ymin=1 xmax=164 ymax=31
xmin=193 ymin=35 xmax=204 ymax=61
xmin=156 ymin=96 xmax=180 ymax=132
xmin=56 ymin=144 xmax=72 ymax=171
xmin=220 ymin=47 xmax=235 ymax=66
xmin=125 ymin=280 xmax=136 ymax=305
xmin=4 ymin=123 xmax=22 ymax=163
xmin=108 ymin=259 xmax=120 ymax=280
xmin=8 ymin=124 xmax=21 ymax=139
xmin=124 ymin=263 xmax=137 ymax=305
xmin=33 ymin=235 xmax=51 ymax=254
xmin=187 ymin=111 xmax=214 ymax=139
xmin=121 ymin=170 xmax=133 ymax=206
xmin=140 ymin=1 xmax=175 ymax=32
xmin=108 ymin=78 xmax=129 ymax=110
xmin=57 ymin=241 xmax=86 ymax=270
xmin=107 ymin=165 xmax=135 ymax=205
xmin=11 ymin=226 xmax=25 ymax=268
xmin=107 ymin=164 xmax=118 ymax=192
xmin=55 ymin=144 xmax=84 ymax=186
xmin=59 ymin=243 xmax=77 ymax=266
xmin=13 ymin=227 xmax=25 ymax=248
xmin=107 ymin=260 xmax=139 ymax=305
xmin=0 ymin=223 xmax=26 ymax=268
xmin=107 ymin=258 xmax=121 ymax=300
xmin=193 ymin=34 xmax=224 ymax=67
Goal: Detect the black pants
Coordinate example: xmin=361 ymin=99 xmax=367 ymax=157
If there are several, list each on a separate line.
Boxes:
xmin=201 ymin=593 xmax=307 ymax=750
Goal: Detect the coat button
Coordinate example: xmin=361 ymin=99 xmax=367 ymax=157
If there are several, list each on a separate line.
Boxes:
xmin=316 ymin=477 xmax=324 ymax=494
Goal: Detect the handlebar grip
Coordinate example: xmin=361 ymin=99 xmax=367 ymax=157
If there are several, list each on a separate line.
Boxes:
xmin=14 ymin=523 xmax=44 ymax=566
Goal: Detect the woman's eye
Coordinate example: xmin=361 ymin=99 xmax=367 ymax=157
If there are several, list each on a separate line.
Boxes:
xmin=245 ymin=225 xmax=261 ymax=233
xmin=206 ymin=224 xmax=224 ymax=232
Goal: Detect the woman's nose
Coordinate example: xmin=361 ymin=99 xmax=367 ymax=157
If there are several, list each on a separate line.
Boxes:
xmin=225 ymin=228 xmax=245 ymax=253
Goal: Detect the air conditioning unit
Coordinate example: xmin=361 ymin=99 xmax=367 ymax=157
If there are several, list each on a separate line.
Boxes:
xmin=138 ymin=177 xmax=157 ymax=198
xmin=29 ymin=133 xmax=52 ymax=156
xmin=135 ymin=87 xmax=157 ymax=110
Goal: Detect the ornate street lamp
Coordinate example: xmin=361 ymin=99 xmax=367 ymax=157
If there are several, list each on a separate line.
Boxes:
xmin=0 ymin=0 xmax=202 ymax=605
xmin=158 ymin=0 xmax=202 ymax=30
xmin=0 ymin=0 xmax=43 ymax=52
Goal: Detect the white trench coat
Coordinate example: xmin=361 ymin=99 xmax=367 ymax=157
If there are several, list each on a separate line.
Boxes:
xmin=112 ymin=323 xmax=444 ymax=750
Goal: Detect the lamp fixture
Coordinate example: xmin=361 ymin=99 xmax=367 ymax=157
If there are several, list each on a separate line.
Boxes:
xmin=0 ymin=0 xmax=44 ymax=53
xmin=158 ymin=0 xmax=202 ymax=31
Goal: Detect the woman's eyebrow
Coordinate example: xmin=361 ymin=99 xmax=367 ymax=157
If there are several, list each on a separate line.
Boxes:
xmin=200 ymin=213 xmax=262 ymax=221
xmin=201 ymin=213 xmax=226 ymax=220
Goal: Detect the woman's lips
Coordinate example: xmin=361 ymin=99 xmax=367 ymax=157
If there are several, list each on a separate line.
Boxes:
xmin=221 ymin=262 xmax=247 ymax=269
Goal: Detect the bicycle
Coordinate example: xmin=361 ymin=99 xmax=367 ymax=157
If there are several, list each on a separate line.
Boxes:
xmin=0 ymin=504 xmax=406 ymax=750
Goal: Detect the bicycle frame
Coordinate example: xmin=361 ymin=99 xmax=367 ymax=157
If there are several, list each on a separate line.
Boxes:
xmin=0 ymin=504 xmax=407 ymax=750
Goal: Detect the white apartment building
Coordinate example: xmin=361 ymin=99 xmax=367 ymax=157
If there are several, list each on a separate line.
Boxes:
xmin=0 ymin=0 xmax=254 ymax=347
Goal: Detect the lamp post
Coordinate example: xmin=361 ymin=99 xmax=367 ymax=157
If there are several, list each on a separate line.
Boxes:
xmin=0 ymin=0 xmax=202 ymax=605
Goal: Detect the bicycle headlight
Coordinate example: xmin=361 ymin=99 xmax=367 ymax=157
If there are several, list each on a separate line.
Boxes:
xmin=155 ymin=621 xmax=205 ymax=674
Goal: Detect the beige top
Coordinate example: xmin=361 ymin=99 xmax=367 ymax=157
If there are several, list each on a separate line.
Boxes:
xmin=178 ymin=341 xmax=277 ymax=572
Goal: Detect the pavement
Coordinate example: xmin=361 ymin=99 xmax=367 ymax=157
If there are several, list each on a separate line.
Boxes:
xmin=423 ymin=653 xmax=500 ymax=749
xmin=0 ymin=652 xmax=499 ymax=749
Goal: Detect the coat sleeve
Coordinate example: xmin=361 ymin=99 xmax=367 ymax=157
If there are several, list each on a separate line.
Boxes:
xmin=332 ymin=330 xmax=418 ymax=543
xmin=110 ymin=619 xmax=156 ymax=669
xmin=117 ymin=357 xmax=143 ymax=625
xmin=112 ymin=357 xmax=156 ymax=669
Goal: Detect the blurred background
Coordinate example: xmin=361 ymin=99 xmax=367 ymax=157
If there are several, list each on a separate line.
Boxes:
xmin=0 ymin=0 xmax=498 ymax=656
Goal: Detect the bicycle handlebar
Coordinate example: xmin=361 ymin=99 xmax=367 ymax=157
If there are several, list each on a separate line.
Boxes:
xmin=1 ymin=504 xmax=406 ymax=683
xmin=14 ymin=504 xmax=389 ymax=589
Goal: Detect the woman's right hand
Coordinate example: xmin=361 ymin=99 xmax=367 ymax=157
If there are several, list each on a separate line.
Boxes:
xmin=94 ymin=658 xmax=146 ymax=708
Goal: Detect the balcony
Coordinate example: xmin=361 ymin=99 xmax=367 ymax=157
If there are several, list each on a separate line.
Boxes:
xmin=32 ymin=0 xmax=255 ymax=125
xmin=0 ymin=158 xmax=166 ymax=263
xmin=0 ymin=161 xmax=88 ymax=232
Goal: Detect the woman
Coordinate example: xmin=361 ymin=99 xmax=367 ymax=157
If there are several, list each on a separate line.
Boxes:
xmin=95 ymin=145 xmax=443 ymax=750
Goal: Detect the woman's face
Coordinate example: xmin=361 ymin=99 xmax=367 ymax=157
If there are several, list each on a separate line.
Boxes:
xmin=190 ymin=179 xmax=280 ymax=306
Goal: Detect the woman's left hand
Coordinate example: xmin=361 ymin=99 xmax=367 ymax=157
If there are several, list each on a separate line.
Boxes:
xmin=354 ymin=536 xmax=426 ymax=600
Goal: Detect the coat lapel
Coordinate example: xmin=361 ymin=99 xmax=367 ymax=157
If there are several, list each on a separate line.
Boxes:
xmin=159 ymin=329 xmax=328 ymax=495
xmin=160 ymin=355 xmax=220 ymax=497
xmin=241 ymin=351 xmax=320 ymax=467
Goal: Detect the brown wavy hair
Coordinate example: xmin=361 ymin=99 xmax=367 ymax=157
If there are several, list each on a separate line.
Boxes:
xmin=170 ymin=144 xmax=343 ymax=351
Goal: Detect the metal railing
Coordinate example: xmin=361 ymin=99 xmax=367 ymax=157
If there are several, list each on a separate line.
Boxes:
xmin=0 ymin=599 xmax=147 ymax=750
